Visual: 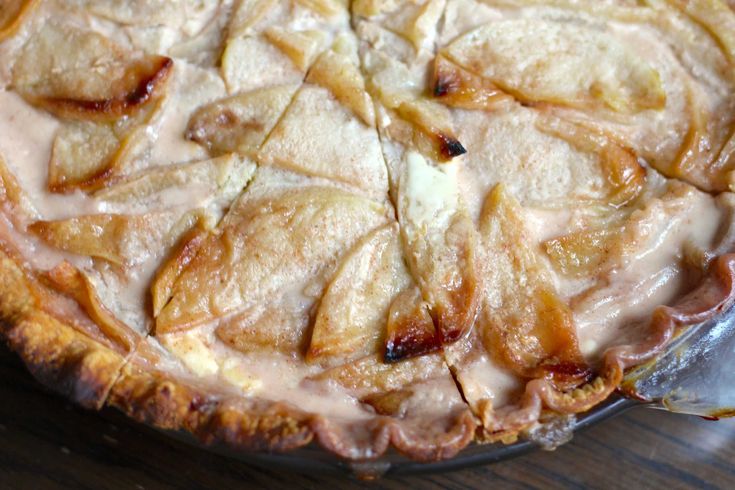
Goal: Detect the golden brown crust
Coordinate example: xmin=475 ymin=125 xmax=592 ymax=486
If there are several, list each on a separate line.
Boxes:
xmin=108 ymin=357 xmax=478 ymax=461
xmin=0 ymin=245 xmax=127 ymax=409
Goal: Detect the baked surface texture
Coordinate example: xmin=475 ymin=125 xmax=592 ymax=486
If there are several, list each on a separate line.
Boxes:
xmin=0 ymin=0 xmax=734 ymax=461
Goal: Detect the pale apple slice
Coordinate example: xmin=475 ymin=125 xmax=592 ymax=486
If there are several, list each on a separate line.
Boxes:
xmin=294 ymin=0 xmax=345 ymax=17
xmin=536 ymin=115 xmax=646 ymax=208
xmin=258 ymin=85 xmax=388 ymax=196
xmin=186 ymin=84 xmax=299 ymax=156
xmin=444 ymin=18 xmax=666 ymax=114
xmin=479 ymin=185 xmax=588 ymax=387
xmin=376 ymin=0 xmax=445 ymax=51
xmin=351 ymin=0 xmax=398 ymax=17
xmin=544 ymin=227 xmax=621 ymax=278
xmin=12 ymin=24 xmax=173 ymax=121
xmin=215 ymin=305 xmax=308 ymax=354
xmin=29 ymin=210 xmax=200 ymax=268
xmin=665 ymin=0 xmax=735 ymax=64
xmin=306 ymin=45 xmax=375 ymax=126
xmin=155 ymin=186 xmax=391 ymax=334
xmin=0 ymin=0 xmax=38 ymax=41
xmin=307 ymin=224 xmax=411 ymax=365
xmin=396 ymin=151 xmax=479 ymax=354
xmin=264 ymin=26 xmax=328 ymax=71
xmin=0 ymin=153 xmax=36 ymax=221
xmin=48 ymin=112 xmax=155 ymax=194
xmin=67 ymin=0 xmax=220 ymax=29
xmin=94 ymin=154 xmax=255 ymax=206
xmin=221 ymin=36 xmax=303 ymax=94
xmin=308 ymin=352 xmax=445 ymax=397
xmin=227 ymin=0 xmax=277 ymax=38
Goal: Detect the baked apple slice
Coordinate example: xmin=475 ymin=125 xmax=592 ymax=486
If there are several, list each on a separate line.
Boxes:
xmin=432 ymin=54 xmax=512 ymax=111
xmin=536 ymin=115 xmax=646 ymax=208
xmin=306 ymin=40 xmax=375 ymax=126
xmin=94 ymin=154 xmax=255 ymax=207
xmin=47 ymin=109 xmax=160 ymax=194
xmin=361 ymin=49 xmax=467 ymax=161
xmin=186 ymin=85 xmax=299 ymax=157
xmin=310 ymin=352 xmax=445 ymax=396
xmin=12 ymin=24 xmax=172 ymax=121
xmin=42 ymin=261 xmax=139 ymax=351
xmin=443 ymin=18 xmax=666 ymax=114
xmin=29 ymin=210 xmax=202 ymax=269
xmin=307 ymin=224 xmax=411 ymax=365
xmin=12 ymin=24 xmax=172 ymax=192
xmin=155 ymin=186 xmax=391 ymax=335
xmin=0 ymin=0 xmax=38 ymax=41
xmin=258 ymin=81 xmax=388 ymax=197
xmin=264 ymin=26 xmax=328 ymax=72
xmin=478 ymin=185 xmax=588 ymax=387
xmin=394 ymin=151 xmax=479 ymax=357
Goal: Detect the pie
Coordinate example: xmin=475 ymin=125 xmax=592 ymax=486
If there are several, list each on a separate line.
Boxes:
xmin=0 ymin=0 xmax=734 ymax=462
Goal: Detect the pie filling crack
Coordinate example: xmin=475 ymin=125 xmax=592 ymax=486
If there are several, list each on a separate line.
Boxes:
xmin=0 ymin=0 xmax=734 ymax=462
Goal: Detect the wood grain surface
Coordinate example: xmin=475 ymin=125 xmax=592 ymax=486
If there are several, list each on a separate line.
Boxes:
xmin=0 ymin=344 xmax=733 ymax=490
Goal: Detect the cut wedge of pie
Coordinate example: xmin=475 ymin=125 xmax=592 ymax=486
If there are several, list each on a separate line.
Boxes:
xmin=0 ymin=0 xmax=734 ymax=461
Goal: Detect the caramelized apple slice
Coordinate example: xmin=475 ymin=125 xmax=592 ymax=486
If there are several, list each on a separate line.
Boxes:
xmin=186 ymin=85 xmax=299 ymax=157
xmin=156 ymin=187 xmax=390 ymax=333
xmin=12 ymin=24 xmax=172 ymax=121
xmin=258 ymin=85 xmax=388 ymax=196
xmin=0 ymin=0 xmax=38 ymax=41
xmin=308 ymin=224 xmax=411 ymax=365
xmin=29 ymin=211 xmax=199 ymax=268
xmin=306 ymin=45 xmax=375 ymax=126
xmin=151 ymin=224 xmax=210 ymax=318
xmin=479 ymin=185 xmax=588 ymax=387
xmin=444 ymin=18 xmax=666 ymax=114
xmin=396 ymin=152 xmax=479 ymax=355
xmin=392 ymin=98 xmax=467 ymax=161
xmin=384 ymin=286 xmax=439 ymax=362
xmin=94 ymin=154 xmax=255 ymax=206
xmin=264 ymin=26 xmax=327 ymax=71
xmin=43 ymin=261 xmax=139 ymax=351
xmin=536 ymin=116 xmax=646 ymax=207
xmin=432 ymin=54 xmax=512 ymax=111
xmin=308 ymin=353 xmax=445 ymax=396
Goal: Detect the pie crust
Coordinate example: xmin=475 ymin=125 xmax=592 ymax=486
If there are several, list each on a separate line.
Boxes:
xmin=0 ymin=0 xmax=734 ymax=462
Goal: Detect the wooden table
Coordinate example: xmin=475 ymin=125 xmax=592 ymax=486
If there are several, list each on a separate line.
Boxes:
xmin=1 ymin=345 xmax=733 ymax=490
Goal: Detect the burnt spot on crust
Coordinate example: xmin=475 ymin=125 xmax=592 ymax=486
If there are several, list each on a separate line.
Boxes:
xmin=436 ymin=133 xmax=467 ymax=159
xmin=42 ymin=56 xmax=173 ymax=121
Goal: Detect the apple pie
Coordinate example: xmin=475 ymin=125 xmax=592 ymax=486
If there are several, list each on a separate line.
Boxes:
xmin=0 ymin=0 xmax=734 ymax=461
